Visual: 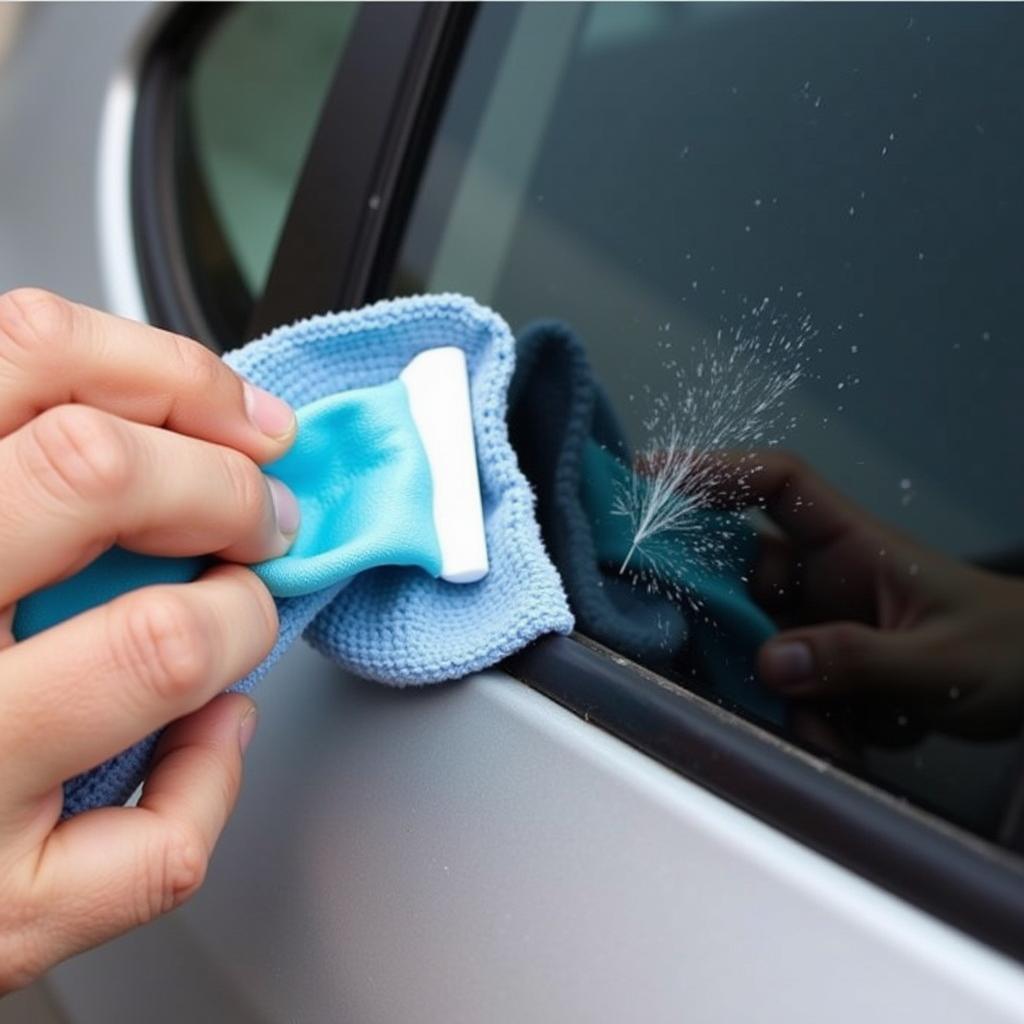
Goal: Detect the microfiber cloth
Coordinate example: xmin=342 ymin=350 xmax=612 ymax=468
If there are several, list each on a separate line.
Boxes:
xmin=508 ymin=321 xmax=785 ymax=726
xmin=17 ymin=295 xmax=574 ymax=816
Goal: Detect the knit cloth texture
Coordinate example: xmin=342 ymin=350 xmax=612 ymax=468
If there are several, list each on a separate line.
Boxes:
xmin=508 ymin=321 xmax=785 ymax=725
xmin=51 ymin=295 xmax=573 ymax=815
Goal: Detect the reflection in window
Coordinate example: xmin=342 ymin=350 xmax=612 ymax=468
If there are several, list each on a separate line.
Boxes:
xmin=392 ymin=2 xmax=1024 ymax=847
xmin=179 ymin=2 xmax=357 ymax=341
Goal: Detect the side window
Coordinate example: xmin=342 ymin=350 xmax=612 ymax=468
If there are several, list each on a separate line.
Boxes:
xmin=138 ymin=3 xmax=357 ymax=344
xmin=391 ymin=3 xmax=1024 ymax=849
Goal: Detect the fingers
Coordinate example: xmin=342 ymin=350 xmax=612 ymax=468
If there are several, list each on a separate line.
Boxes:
xmin=0 ymin=288 xmax=295 ymax=461
xmin=748 ymin=532 xmax=800 ymax=618
xmin=688 ymin=450 xmax=872 ymax=548
xmin=0 ymin=565 xmax=276 ymax=813
xmin=0 ymin=404 xmax=299 ymax=607
xmin=25 ymin=694 xmax=256 ymax=968
xmin=0 ymin=604 xmax=13 ymax=651
xmin=138 ymin=692 xmax=257 ymax=852
xmin=756 ymin=623 xmax=1015 ymax=739
xmin=758 ymin=621 xmax=953 ymax=698
xmin=0 ymin=290 xmax=289 ymax=985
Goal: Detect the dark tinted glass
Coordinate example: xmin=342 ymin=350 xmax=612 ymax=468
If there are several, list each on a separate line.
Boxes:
xmin=179 ymin=2 xmax=357 ymax=342
xmin=391 ymin=2 xmax=1024 ymax=847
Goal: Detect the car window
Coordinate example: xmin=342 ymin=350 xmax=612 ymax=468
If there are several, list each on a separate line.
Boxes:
xmin=390 ymin=2 xmax=1024 ymax=848
xmin=177 ymin=2 xmax=357 ymax=340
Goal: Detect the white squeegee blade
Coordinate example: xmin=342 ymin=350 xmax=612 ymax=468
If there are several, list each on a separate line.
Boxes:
xmin=399 ymin=346 xmax=489 ymax=583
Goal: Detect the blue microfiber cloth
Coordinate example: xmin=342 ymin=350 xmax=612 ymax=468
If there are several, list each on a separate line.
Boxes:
xmin=17 ymin=295 xmax=574 ymax=815
xmin=508 ymin=321 xmax=785 ymax=725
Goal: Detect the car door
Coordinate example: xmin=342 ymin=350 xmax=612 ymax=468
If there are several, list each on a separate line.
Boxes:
xmin=11 ymin=3 xmax=1024 ymax=1021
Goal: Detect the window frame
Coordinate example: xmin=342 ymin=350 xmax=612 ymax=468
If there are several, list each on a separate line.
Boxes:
xmin=133 ymin=0 xmax=1024 ymax=962
xmin=132 ymin=1 xmax=247 ymax=348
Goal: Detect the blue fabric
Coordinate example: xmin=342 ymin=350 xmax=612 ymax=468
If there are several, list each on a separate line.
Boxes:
xmin=508 ymin=322 xmax=688 ymax=663
xmin=580 ymin=443 xmax=784 ymax=724
xmin=19 ymin=295 xmax=573 ymax=816
xmin=255 ymin=377 xmax=442 ymax=597
xmin=508 ymin=321 xmax=785 ymax=725
xmin=14 ymin=549 xmax=209 ymax=639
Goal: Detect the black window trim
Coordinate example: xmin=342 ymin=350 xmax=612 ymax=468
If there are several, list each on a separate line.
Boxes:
xmin=509 ymin=634 xmax=1024 ymax=963
xmin=132 ymin=1 xmax=241 ymax=348
xmin=134 ymin=0 xmax=1024 ymax=963
xmin=248 ymin=2 xmax=476 ymax=341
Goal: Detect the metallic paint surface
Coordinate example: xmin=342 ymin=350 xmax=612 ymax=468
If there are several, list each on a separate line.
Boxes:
xmin=51 ymin=646 xmax=1024 ymax=1023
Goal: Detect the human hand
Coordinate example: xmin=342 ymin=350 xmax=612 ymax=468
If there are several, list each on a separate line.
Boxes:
xmin=0 ymin=289 xmax=299 ymax=992
xmin=709 ymin=451 xmax=1024 ymax=737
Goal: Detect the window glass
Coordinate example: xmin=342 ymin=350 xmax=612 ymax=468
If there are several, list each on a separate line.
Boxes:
xmin=181 ymin=2 xmax=357 ymax=338
xmin=392 ymin=2 xmax=1024 ymax=846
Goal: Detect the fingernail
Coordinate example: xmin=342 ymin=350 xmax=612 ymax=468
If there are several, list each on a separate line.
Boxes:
xmin=239 ymin=704 xmax=259 ymax=754
xmin=244 ymin=381 xmax=295 ymax=440
xmin=761 ymin=640 xmax=814 ymax=688
xmin=267 ymin=476 xmax=301 ymax=537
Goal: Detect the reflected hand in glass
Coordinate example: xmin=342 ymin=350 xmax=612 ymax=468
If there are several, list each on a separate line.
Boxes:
xmin=704 ymin=451 xmax=1024 ymax=739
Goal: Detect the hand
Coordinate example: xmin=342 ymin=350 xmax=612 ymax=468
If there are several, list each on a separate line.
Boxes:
xmin=0 ymin=289 xmax=299 ymax=992
xmin=710 ymin=451 xmax=1024 ymax=737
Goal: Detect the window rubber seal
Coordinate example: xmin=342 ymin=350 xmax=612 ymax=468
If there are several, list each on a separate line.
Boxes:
xmin=131 ymin=1 xmax=244 ymax=349
xmin=506 ymin=634 xmax=1024 ymax=963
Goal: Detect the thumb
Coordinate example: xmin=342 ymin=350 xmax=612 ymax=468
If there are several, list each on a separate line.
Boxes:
xmin=758 ymin=621 xmax=949 ymax=697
